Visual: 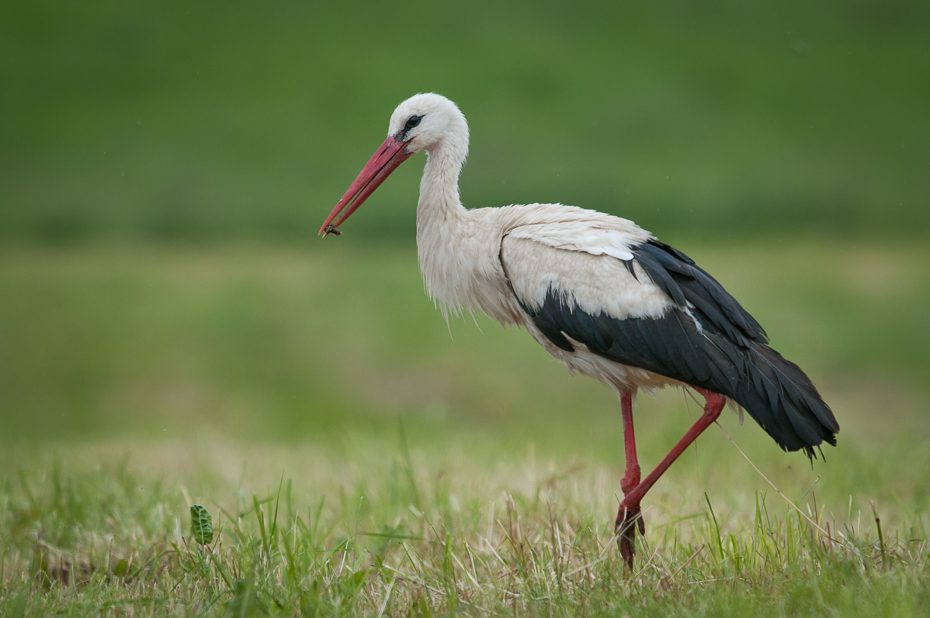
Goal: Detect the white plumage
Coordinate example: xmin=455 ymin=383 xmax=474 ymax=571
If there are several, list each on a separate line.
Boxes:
xmin=320 ymin=93 xmax=838 ymax=570
xmin=394 ymin=93 xmax=678 ymax=394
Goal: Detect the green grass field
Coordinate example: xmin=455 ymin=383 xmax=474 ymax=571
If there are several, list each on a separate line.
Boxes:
xmin=1 ymin=241 xmax=928 ymax=615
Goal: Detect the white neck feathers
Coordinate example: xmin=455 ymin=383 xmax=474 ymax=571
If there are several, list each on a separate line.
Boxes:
xmin=416 ymin=137 xmax=472 ymax=317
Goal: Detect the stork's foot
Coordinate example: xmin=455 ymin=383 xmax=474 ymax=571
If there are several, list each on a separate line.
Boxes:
xmin=615 ymin=501 xmax=646 ymax=571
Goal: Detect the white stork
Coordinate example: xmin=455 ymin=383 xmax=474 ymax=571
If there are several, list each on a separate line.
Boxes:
xmin=319 ymin=93 xmax=839 ymax=569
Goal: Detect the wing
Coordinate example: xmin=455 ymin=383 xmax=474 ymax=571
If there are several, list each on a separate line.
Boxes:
xmin=500 ymin=222 xmax=838 ymax=458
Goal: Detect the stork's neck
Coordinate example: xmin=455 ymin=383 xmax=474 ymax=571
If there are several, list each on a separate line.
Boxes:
xmin=416 ymin=141 xmax=467 ymax=235
xmin=415 ymin=139 xmax=476 ymax=317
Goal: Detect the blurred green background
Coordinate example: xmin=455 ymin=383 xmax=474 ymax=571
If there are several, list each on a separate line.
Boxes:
xmin=1 ymin=0 xmax=928 ymax=480
xmin=2 ymin=0 xmax=928 ymax=243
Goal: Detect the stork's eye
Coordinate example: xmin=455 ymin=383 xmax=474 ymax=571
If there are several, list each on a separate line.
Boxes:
xmin=404 ymin=115 xmax=423 ymax=133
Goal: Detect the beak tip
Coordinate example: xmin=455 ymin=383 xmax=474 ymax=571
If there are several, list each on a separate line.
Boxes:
xmin=320 ymin=135 xmax=408 ymax=239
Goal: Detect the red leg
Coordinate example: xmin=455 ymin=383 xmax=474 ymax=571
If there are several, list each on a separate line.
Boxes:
xmin=615 ymin=388 xmax=727 ymax=570
xmin=616 ymin=391 xmax=644 ymax=567
xmin=620 ymin=391 xmax=641 ymax=495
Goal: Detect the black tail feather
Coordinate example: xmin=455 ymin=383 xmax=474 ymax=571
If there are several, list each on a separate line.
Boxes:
xmin=521 ymin=288 xmax=840 ymax=459
xmin=622 ymin=241 xmax=839 ymax=457
xmin=736 ymin=342 xmax=838 ymax=459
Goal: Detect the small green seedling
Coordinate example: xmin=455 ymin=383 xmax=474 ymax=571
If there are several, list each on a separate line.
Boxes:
xmin=190 ymin=504 xmax=214 ymax=545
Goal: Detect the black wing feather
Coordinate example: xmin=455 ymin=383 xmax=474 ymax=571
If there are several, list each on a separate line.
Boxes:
xmin=635 ymin=240 xmax=767 ymax=344
xmin=516 ymin=239 xmax=839 ymax=459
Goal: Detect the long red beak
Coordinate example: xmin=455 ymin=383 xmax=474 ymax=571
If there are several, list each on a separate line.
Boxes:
xmin=319 ymin=136 xmax=412 ymax=237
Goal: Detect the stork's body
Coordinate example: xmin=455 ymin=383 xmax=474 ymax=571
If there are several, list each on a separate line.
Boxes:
xmin=321 ymin=93 xmax=839 ymax=569
xmin=419 ymin=202 xmax=676 ymax=393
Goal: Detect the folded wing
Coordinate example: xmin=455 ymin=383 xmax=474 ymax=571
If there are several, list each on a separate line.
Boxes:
xmin=501 ymin=221 xmax=839 ymax=458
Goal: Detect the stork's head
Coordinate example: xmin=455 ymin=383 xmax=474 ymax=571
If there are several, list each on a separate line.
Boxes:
xmin=387 ymin=93 xmax=468 ymax=155
xmin=320 ymin=93 xmax=468 ymax=236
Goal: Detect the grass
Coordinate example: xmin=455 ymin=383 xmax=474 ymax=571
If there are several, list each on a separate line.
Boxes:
xmin=1 ymin=441 xmax=928 ymax=616
xmin=0 ymin=240 xmax=928 ymax=615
